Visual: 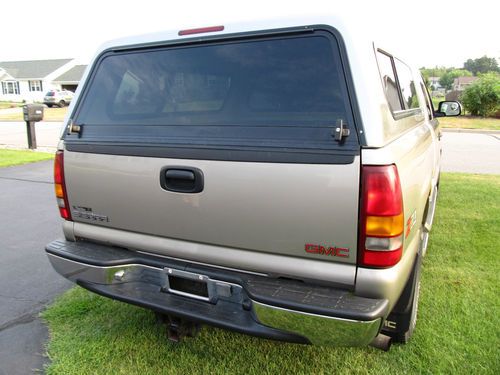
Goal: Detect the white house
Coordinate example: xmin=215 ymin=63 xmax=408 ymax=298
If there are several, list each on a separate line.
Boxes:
xmin=0 ymin=59 xmax=76 ymax=102
xmin=52 ymin=65 xmax=87 ymax=93
xmin=428 ymin=76 xmax=443 ymax=90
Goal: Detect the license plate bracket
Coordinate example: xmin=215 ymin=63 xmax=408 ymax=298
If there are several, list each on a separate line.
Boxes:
xmin=162 ymin=268 xmax=217 ymax=303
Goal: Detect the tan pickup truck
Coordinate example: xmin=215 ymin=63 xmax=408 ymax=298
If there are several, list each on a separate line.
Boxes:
xmin=46 ymin=17 xmax=461 ymax=350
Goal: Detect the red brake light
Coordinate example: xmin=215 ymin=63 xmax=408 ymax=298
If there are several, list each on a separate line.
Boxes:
xmin=54 ymin=151 xmax=72 ymax=220
xmin=359 ymin=165 xmax=404 ymax=268
xmin=178 ymin=25 xmax=224 ymax=36
xmin=364 ymin=166 xmax=403 ymax=216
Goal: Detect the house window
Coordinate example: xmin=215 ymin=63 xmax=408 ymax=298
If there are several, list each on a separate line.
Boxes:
xmin=29 ymin=80 xmax=43 ymax=92
xmin=1 ymin=81 xmax=20 ymax=95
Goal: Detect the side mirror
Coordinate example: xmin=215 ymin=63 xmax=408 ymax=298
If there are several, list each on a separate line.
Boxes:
xmin=435 ymin=101 xmax=462 ymax=117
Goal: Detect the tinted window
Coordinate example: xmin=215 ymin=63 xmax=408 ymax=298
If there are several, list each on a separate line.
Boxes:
xmin=377 ymin=51 xmax=403 ymax=112
xmin=72 ymin=34 xmax=357 ymax=159
xmin=394 ymin=59 xmax=419 ymax=110
xmin=113 ymin=71 xmax=230 ymax=115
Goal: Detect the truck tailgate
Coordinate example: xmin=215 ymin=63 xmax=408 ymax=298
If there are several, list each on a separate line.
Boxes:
xmin=64 ymin=152 xmax=360 ymax=264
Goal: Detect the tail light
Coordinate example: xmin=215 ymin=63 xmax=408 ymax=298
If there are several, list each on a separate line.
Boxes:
xmin=359 ymin=165 xmax=403 ymax=268
xmin=54 ymin=150 xmax=72 ymax=220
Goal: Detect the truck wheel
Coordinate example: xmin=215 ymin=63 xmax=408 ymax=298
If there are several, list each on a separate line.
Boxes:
xmin=382 ymin=251 xmax=422 ymax=343
xmin=58 ymin=100 xmax=66 ymax=108
xmin=47 ymin=104 xmax=53 ymax=108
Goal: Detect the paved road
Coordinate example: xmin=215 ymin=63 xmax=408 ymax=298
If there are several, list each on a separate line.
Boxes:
xmin=0 ymin=161 xmax=71 ymax=375
xmin=440 ymin=131 xmax=500 ymax=175
xmin=0 ymin=122 xmax=62 ymax=151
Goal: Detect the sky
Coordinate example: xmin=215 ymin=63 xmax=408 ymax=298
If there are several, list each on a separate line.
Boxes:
xmin=0 ymin=0 xmax=498 ymax=68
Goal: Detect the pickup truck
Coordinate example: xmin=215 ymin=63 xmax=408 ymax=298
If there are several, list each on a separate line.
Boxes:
xmin=46 ymin=17 xmax=461 ymax=350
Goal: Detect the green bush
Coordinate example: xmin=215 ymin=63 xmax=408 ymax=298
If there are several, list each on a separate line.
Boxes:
xmin=461 ymin=73 xmax=500 ymax=117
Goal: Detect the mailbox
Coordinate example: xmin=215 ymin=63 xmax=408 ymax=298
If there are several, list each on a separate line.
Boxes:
xmin=23 ymin=104 xmax=45 ymax=149
xmin=23 ymin=104 xmax=44 ymax=122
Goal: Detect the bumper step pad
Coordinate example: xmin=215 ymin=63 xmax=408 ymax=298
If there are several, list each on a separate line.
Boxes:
xmin=79 ymin=279 xmax=308 ymax=343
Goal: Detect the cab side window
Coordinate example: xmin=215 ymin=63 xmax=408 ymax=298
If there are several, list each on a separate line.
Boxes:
xmin=393 ymin=59 xmax=419 ymax=110
xmin=419 ymin=80 xmax=434 ymax=120
xmin=377 ymin=50 xmax=422 ymax=120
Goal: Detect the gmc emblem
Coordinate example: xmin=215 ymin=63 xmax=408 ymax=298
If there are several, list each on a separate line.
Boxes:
xmin=305 ymin=244 xmax=349 ymax=258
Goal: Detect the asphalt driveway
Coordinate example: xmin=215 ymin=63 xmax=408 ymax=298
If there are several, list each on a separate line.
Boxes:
xmin=0 ymin=161 xmax=71 ymax=375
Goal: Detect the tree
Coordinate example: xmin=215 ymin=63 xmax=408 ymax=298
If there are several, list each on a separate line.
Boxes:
xmin=439 ymin=69 xmax=472 ymax=91
xmin=464 ymin=56 xmax=500 ymax=75
xmin=439 ymin=73 xmax=454 ymax=91
xmin=420 ymin=66 xmax=448 ymax=78
xmin=461 ymin=73 xmax=500 ymax=117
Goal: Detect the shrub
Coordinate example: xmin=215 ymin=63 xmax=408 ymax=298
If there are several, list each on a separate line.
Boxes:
xmin=461 ymin=73 xmax=500 ymax=117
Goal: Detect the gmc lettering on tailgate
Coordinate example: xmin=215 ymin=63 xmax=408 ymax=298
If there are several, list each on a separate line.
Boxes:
xmin=305 ymin=244 xmax=349 ymax=258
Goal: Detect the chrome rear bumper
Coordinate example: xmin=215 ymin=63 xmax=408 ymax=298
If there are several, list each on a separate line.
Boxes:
xmin=253 ymin=302 xmax=381 ymax=346
xmin=46 ymin=239 xmax=387 ymax=346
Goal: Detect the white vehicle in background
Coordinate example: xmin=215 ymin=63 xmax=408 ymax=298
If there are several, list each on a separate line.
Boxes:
xmin=43 ymin=89 xmax=74 ymax=107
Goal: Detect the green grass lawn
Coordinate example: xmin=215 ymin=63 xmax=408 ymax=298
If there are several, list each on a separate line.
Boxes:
xmin=0 ymin=149 xmax=54 ymax=168
xmin=439 ymin=116 xmax=500 ymax=130
xmin=0 ymin=106 xmax=68 ymax=122
xmin=0 ymin=101 xmax=23 ymax=110
xmin=42 ymin=173 xmax=500 ymax=375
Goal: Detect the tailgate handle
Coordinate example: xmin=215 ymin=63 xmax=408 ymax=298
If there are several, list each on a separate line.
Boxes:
xmin=160 ymin=167 xmax=204 ymax=193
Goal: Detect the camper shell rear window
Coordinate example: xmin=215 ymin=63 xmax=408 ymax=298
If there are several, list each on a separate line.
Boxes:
xmin=67 ymin=30 xmax=359 ymax=163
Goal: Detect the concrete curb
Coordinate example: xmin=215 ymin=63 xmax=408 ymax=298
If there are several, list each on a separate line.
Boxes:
xmin=442 ymin=128 xmax=500 ymax=135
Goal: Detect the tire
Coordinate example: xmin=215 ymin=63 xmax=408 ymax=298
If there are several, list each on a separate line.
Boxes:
xmin=47 ymin=104 xmax=53 ymax=108
xmin=58 ymin=100 xmax=66 ymax=108
xmin=382 ymin=251 xmax=422 ymax=343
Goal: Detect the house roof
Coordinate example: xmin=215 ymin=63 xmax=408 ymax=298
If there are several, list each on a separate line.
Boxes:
xmin=53 ymin=65 xmax=87 ymax=83
xmin=0 ymin=59 xmax=72 ymax=79
xmin=453 ymin=76 xmax=478 ymax=85
xmin=0 ymin=71 xmax=9 ymax=81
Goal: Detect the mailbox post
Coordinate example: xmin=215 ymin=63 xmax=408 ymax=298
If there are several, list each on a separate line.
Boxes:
xmin=22 ymin=104 xmax=44 ymax=149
